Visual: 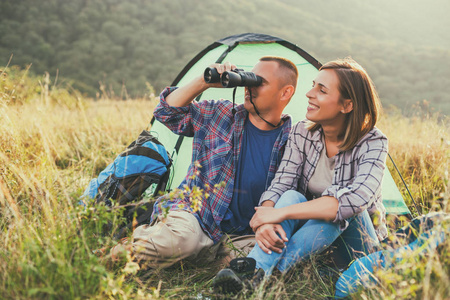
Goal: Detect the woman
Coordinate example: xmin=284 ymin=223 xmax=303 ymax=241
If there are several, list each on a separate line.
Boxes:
xmin=213 ymin=58 xmax=388 ymax=294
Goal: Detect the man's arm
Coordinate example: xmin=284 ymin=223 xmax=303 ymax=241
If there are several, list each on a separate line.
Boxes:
xmin=165 ymin=76 xmax=209 ymax=107
xmin=153 ymin=62 xmax=237 ymax=137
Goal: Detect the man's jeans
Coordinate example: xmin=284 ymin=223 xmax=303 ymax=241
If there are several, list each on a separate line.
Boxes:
xmin=248 ymin=190 xmax=378 ymax=274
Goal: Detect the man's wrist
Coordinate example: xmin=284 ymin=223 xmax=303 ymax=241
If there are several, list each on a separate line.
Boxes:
xmin=195 ymin=75 xmax=210 ymax=91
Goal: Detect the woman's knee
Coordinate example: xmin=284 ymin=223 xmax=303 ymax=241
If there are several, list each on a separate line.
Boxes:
xmin=275 ymin=190 xmax=307 ymax=209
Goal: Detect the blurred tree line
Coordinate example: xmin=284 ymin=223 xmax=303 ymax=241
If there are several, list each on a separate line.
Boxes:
xmin=1 ymin=0 xmax=449 ymax=114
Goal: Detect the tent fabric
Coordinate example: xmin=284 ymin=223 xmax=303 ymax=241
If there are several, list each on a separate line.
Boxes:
xmin=149 ymin=33 xmax=411 ymax=216
xmin=217 ymin=33 xmax=284 ymax=45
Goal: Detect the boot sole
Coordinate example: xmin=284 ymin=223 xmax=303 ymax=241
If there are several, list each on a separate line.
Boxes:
xmin=212 ymin=269 xmax=244 ymax=294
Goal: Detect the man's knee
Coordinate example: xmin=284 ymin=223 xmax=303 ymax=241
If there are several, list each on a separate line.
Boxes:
xmin=275 ymin=190 xmax=307 ymax=208
xmin=132 ymin=211 xmax=212 ymax=265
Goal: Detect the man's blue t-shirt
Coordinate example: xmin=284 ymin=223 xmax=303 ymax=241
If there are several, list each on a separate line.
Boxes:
xmin=220 ymin=118 xmax=282 ymax=235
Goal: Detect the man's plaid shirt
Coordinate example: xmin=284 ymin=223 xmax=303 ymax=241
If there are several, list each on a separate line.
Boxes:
xmin=151 ymin=87 xmax=292 ymax=243
xmin=260 ymin=120 xmax=389 ymax=240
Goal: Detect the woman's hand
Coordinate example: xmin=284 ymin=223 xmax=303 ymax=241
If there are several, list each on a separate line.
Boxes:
xmin=250 ymin=206 xmax=286 ymax=231
xmin=255 ymin=224 xmax=288 ymax=254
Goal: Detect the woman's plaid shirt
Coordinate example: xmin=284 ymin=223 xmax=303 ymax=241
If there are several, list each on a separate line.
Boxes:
xmin=150 ymin=87 xmax=292 ymax=243
xmin=260 ymin=120 xmax=389 ymax=240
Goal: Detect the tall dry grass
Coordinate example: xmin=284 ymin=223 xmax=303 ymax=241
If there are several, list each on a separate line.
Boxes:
xmin=0 ymin=67 xmax=449 ymax=299
xmin=378 ymin=108 xmax=449 ymax=214
xmin=0 ymin=67 xmax=159 ymax=299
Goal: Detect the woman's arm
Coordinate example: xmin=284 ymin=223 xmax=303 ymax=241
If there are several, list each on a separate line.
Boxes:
xmin=250 ymin=196 xmax=339 ymax=230
xmin=324 ymin=130 xmax=388 ymax=225
xmin=258 ymin=122 xmax=308 ymax=205
xmin=253 ymin=200 xmax=289 ymax=254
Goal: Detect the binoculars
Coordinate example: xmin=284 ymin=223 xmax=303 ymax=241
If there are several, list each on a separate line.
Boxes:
xmin=204 ymin=67 xmax=262 ymax=88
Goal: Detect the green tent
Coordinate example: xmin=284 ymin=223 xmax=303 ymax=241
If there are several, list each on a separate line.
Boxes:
xmin=150 ymin=33 xmax=411 ymax=216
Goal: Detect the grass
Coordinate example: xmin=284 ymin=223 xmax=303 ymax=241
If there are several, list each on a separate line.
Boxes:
xmin=0 ymin=67 xmax=449 ymax=299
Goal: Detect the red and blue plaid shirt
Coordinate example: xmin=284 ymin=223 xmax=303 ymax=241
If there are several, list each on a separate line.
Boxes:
xmin=151 ymin=87 xmax=292 ymax=243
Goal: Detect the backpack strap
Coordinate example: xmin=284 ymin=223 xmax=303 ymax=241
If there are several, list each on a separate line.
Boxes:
xmin=117 ymin=174 xmax=160 ymax=204
xmin=117 ymin=183 xmax=135 ymax=203
xmin=121 ymin=146 xmax=168 ymax=165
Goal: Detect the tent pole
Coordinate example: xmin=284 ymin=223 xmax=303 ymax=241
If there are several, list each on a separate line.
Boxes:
xmin=388 ymin=153 xmax=421 ymax=216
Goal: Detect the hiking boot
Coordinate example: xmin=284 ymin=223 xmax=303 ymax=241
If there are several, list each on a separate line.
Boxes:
xmin=212 ymin=257 xmax=265 ymax=295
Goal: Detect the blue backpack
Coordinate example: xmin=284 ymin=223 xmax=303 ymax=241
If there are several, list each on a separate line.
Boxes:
xmin=81 ymin=130 xmax=172 ymax=209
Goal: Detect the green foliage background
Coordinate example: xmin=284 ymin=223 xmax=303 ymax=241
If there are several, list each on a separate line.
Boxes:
xmin=1 ymin=0 xmax=449 ymax=113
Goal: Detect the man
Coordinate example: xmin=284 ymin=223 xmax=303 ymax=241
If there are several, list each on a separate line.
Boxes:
xmin=114 ymin=56 xmax=298 ymax=268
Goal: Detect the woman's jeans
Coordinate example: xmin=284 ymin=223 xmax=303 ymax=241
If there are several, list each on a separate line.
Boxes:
xmin=248 ymin=190 xmax=379 ymax=275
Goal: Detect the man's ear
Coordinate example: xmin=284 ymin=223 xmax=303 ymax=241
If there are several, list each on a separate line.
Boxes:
xmin=280 ymin=85 xmax=295 ymax=102
xmin=341 ymin=99 xmax=353 ymax=114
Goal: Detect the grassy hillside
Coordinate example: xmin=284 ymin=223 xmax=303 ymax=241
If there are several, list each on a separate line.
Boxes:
xmin=0 ymin=67 xmax=449 ymax=299
xmin=1 ymin=0 xmax=449 ymax=114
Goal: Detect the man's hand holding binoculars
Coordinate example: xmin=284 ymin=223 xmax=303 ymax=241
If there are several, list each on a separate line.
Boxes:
xmin=204 ymin=62 xmax=262 ymax=88
xmin=165 ymin=61 xmax=260 ymax=107
xmin=203 ymin=62 xmax=237 ymax=88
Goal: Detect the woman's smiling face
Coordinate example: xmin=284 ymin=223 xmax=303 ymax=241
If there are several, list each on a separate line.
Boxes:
xmin=305 ymin=69 xmax=349 ymax=126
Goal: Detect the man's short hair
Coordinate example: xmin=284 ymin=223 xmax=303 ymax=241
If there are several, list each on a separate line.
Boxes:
xmin=259 ymin=56 xmax=298 ymax=89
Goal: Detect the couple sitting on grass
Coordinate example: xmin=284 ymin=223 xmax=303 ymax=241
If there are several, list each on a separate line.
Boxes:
xmin=109 ymin=55 xmax=389 ymax=297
